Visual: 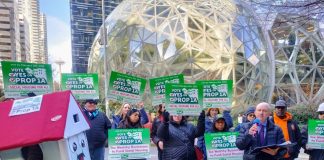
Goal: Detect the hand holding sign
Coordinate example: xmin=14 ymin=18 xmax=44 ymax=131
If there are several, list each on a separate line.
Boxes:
xmin=163 ymin=111 xmax=170 ymax=123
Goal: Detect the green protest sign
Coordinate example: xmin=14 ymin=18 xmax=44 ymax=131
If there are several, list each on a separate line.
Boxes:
xmin=205 ymin=132 xmax=243 ymax=160
xmin=149 ymin=74 xmax=184 ymax=106
xmin=108 ymin=71 xmax=146 ymax=104
xmin=1 ymin=61 xmax=53 ymax=98
xmin=196 ymin=80 xmax=233 ymax=108
xmin=307 ymin=119 xmax=324 ymax=149
xmin=108 ymin=128 xmax=150 ymax=159
xmin=165 ymin=84 xmax=202 ymax=115
xmin=61 ymin=73 xmax=99 ymax=100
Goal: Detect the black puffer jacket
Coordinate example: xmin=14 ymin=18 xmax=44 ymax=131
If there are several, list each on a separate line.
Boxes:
xmin=157 ymin=116 xmax=205 ymax=160
xmin=301 ymin=125 xmax=324 ymax=160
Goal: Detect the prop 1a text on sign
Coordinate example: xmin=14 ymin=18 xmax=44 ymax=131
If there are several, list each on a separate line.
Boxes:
xmin=1 ymin=61 xmax=53 ymax=98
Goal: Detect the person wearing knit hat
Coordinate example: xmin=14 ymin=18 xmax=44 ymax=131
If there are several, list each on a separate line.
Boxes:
xmin=211 ymin=114 xmax=230 ymax=132
xmin=197 ymin=107 xmax=233 ymax=160
xmin=270 ymin=99 xmax=301 ymax=160
xmin=234 ymin=106 xmax=256 ymax=132
xmin=301 ymin=102 xmax=324 ymax=160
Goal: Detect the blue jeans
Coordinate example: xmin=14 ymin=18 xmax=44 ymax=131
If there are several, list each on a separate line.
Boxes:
xmin=89 ymin=147 xmax=105 ymax=160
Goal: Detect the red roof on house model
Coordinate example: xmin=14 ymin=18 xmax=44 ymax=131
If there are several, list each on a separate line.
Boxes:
xmin=0 ymin=90 xmax=89 ymax=151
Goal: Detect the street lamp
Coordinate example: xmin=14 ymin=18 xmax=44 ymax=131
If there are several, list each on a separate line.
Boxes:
xmin=101 ymin=0 xmax=110 ymax=117
xmin=54 ymin=59 xmax=65 ymax=91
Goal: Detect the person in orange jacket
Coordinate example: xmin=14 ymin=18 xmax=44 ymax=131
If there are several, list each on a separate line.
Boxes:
xmin=270 ymin=99 xmax=302 ymax=160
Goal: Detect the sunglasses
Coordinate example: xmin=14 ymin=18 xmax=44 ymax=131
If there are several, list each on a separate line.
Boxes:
xmin=319 ymin=112 xmax=324 ymax=115
xmin=248 ymin=114 xmax=255 ymax=117
xmin=87 ymin=101 xmax=97 ymax=105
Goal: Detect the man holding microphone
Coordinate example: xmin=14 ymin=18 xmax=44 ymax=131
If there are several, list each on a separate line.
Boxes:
xmin=235 ymin=102 xmax=286 ymax=160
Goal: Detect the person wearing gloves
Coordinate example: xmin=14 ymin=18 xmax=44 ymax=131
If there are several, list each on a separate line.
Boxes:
xmin=157 ymin=111 xmax=205 ymax=160
xmin=112 ymin=102 xmax=149 ymax=129
xmin=82 ymin=99 xmax=112 ymax=160
xmin=234 ymin=106 xmax=256 ymax=132
xmin=197 ymin=107 xmax=233 ymax=159
xmin=235 ymin=102 xmax=286 ymax=160
xmin=269 ymin=99 xmax=302 ymax=160
xmin=301 ymin=102 xmax=324 ymax=160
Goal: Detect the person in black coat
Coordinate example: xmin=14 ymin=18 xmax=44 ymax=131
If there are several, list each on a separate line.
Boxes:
xmin=157 ymin=111 xmax=205 ymax=160
xmin=151 ymin=104 xmax=165 ymax=160
xmin=301 ymin=102 xmax=324 ymax=160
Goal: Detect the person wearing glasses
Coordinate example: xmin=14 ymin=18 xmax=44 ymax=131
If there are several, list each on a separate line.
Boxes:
xmin=82 ymin=99 xmax=112 ymax=160
xmin=269 ymin=99 xmax=302 ymax=160
xmin=234 ymin=106 xmax=255 ymax=132
xmin=301 ymin=102 xmax=324 ymax=160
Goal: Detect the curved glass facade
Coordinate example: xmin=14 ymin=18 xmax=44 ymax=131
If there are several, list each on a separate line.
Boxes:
xmin=89 ymin=0 xmax=324 ymax=107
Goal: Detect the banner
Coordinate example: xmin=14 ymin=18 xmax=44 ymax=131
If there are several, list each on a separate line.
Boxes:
xmin=61 ymin=73 xmax=99 ymax=100
xmin=108 ymin=128 xmax=150 ymax=159
xmin=205 ymin=132 xmax=243 ymax=160
xmin=196 ymin=80 xmax=233 ymax=108
xmin=108 ymin=71 xmax=146 ymax=104
xmin=165 ymin=84 xmax=202 ymax=115
xmin=307 ymin=119 xmax=324 ymax=149
xmin=1 ymin=61 xmax=53 ymax=98
xmin=149 ymin=74 xmax=184 ymax=106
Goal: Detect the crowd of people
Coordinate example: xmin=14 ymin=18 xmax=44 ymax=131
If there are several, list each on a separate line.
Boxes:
xmin=4 ymin=95 xmax=322 ymax=160
xmin=81 ymin=99 xmax=324 ymax=160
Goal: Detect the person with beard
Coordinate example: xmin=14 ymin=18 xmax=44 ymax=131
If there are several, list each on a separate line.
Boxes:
xmin=269 ymin=99 xmax=301 ymax=160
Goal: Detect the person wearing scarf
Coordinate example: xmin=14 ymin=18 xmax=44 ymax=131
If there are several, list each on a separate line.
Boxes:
xmin=82 ymin=99 xmax=112 ymax=160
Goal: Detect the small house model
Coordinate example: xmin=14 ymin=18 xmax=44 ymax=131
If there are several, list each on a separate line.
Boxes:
xmin=0 ymin=91 xmax=91 ymax=160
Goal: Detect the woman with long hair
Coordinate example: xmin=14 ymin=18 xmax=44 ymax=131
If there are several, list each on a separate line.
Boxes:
xmin=112 ymin=103 xmax=131 ymax=129
xmin=112 ymin=102 xmax=149 ymax=129
xmin=118 ymin=108 xmax=142 ymax=129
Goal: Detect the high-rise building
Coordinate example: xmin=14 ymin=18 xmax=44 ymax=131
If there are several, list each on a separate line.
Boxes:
xmin=39 ymin=13 xmax=48 ymax=63
xmin=0 ymin=0 xmax=21 ymax=89
xmin=70 ymin=0 xmax=123 ymax=73
xmin=19 ymin=14 xmax=30 ymax=62
xmin=18 ymin=0 xmax=30 ymax=62
xmin=0 ymin=0 xmax=21 ymax=62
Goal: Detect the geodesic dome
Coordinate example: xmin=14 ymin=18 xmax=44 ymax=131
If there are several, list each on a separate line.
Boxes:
xmin=88 ymin=0 xmax=273 ymax=108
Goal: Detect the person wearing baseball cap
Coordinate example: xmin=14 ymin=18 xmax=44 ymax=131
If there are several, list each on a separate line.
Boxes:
xmin=82 ymin=99 xmax=111 ymax=160
xmin=270 ymin=99 xmax=302 ymax=160
xmin=301 ymin=102 xmax=324 ymax=160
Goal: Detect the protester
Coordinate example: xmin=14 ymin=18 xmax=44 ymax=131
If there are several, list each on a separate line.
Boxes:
xmin=112 ymin=103 xmax=131 ymax=128
xmin=197 ymin=107 xmax=233 ymax=159
xmin=269 ymin=99 xmax=302 ymax=160
xmin=21 ymin=92 xmax=43 ymax=160
xmin=150 ymin=104 xmax=165 ymax=160
xmin=118 ymin=108 xmax=142 ymax=128
xmin=157 ymin=111 xmax=205 ymax=160
xmin=301 ymin=102 xmax=324 ymax=160
xmin=82 ymin=99 xmax=112 ymax=160
xmin=234 ymin=106 xmax=255 ymax=132
xmin=211 ymin=114 xmax=231 ymax=132
xmin=112 ymin=102 xmax=149 ymax=129
xmin=235 ymin=102 xmax=286 ymax=160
